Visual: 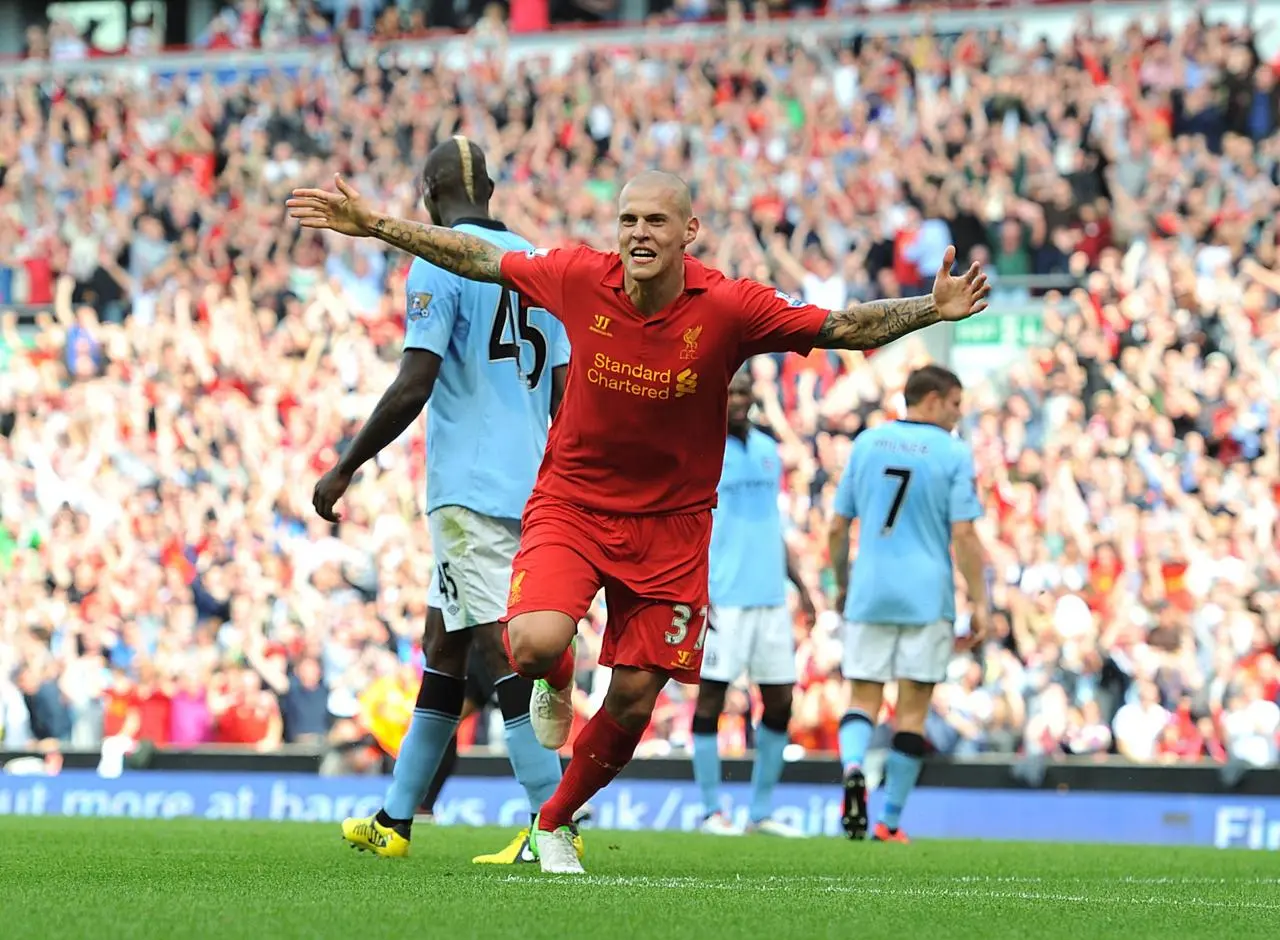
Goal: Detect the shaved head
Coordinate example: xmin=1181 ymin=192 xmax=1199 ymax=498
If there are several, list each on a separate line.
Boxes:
xmin=616 ymin=169 xmax=699 ymax=294
xmin=620 ymin=170 xmax=692 ymax=221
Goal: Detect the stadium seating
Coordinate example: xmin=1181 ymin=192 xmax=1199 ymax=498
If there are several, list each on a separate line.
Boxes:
xmin=1 ymin=3 xmax=1278 ymax=770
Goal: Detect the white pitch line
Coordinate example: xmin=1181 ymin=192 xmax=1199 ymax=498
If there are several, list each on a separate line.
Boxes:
xmin=491 ymin=874 xmax=1280 ymax=910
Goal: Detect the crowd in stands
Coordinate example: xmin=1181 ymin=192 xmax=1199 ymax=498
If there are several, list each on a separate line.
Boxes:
xmin=2 ymin=8 xmax=1279 ymax=773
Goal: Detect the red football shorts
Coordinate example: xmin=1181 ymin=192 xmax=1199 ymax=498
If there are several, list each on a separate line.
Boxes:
xmin=506 ymin=493 xmax=712 ymax=685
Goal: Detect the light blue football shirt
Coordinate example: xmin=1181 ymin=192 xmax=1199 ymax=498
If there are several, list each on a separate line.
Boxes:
xmin=403 ymin=220 xmax=570 ymax=521
xmin=833 ymin=420 xmax=982 ymax=625
xmin=709 ymin=427 xmax=787 ymax=608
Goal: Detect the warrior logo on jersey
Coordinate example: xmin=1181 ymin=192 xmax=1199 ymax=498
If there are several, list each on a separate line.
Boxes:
xmin=408 ymin=292 xmax=432 ymax=320
xmin=525 ymin=248 xmax=550 ymax=259
xmin=774 ymin=290 xmax=804 ymax=307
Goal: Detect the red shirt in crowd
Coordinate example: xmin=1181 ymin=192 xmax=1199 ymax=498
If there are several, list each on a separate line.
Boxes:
xmin=215 ymin=696 xmax=273 ymax=745
xmin=136 ymin=689 xmax=172 ymax=747
xmin=103 ymin=690 xmax=136 ymax=738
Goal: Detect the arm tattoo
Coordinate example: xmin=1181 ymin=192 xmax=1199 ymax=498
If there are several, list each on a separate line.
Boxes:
xmin=813 ymin=295 xmax=940 ymax=350
xmin=369 ymin=215 xmax=504 ymax=283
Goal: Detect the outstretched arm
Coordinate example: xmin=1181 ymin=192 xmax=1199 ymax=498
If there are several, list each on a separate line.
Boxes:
xmin=813 ymin=295 xmax=941 ymax=350
xmin=813 ymin=246 xmax=989 ymax=351
xmin=366 ymin=213 xmax=505 ymax=284
xmin=287 ymin=175 xmax=505 ymax=284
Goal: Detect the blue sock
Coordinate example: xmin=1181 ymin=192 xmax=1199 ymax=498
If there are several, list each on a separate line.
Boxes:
xmin=838 ymin=709 xmax=874 ymax=772
xmin=382 ymin=670 xmax=464 ymax=821
xmin=495 ymin=673 xmax=562 ymax=813
xmin=881 ymin=745 xmax=924 ymax=831
xmin=504 ymin=717 xmax=562 ymax=810
xmin=691 ymin=733 xmax=721 ymax=815
xmin=748 ymin=726 xmax=789 ymax=824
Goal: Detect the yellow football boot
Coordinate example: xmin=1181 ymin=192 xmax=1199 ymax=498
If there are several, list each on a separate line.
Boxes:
xmin=471 ymin=825 xmax=585 ymax=865
xmin=341 ymin=814 xmax=411 ymax=859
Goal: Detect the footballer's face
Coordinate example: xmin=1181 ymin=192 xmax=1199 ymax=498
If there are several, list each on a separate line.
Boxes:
xmin=617 ymin=182 xmax=699 ymax=283
xmin=727 ymin=373 xmax=753 ymax=428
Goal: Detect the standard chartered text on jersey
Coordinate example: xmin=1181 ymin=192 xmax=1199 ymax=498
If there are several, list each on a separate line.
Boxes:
xmin=587 ymin=352 xmax=684 ymax=400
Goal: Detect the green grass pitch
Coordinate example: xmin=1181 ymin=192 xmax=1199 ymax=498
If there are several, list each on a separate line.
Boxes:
xmin=2 ymin=818 xmax=1277 ymax=939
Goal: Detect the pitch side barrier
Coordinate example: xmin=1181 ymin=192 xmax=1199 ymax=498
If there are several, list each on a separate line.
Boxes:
xmin=4 ymin=748 xmax=1277 ymax=794
xmin=3 ymin=751 xmax=1278 ymax=846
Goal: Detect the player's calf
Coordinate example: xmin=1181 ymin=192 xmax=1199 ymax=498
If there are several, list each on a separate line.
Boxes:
xmin=691 ymin=680 xmax=729 ymax=820
xmin=747 ymin=687 xmax=794 ymax=830
xmin=493 ymin=670 xmax=562 ymax=811
xmin=878 ymin=730 xmax=926 ymax=840
xmin=600 ymin=664 xmax=665 ymax=731
xmin=536 ymin=666 xmax=661 ymax=844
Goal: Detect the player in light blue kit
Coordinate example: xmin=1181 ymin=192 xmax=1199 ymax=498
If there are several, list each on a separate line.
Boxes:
xmin=692 ymin=370 xmax=817 ymax=837
xmin=309 ymin=138 xmax=581 ymax=864
xmin=827 ymin=364 xmax=989 ymax=843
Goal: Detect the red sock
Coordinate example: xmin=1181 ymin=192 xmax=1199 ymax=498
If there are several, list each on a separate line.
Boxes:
xmin=538 ymin=708 xmax=642 ymax=831
xmin=502 ymin=626 xmax=575 ymax=690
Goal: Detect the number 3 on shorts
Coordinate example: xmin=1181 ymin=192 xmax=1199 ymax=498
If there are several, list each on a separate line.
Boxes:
xmin=665 ymin=603 xmax=709 ymax=649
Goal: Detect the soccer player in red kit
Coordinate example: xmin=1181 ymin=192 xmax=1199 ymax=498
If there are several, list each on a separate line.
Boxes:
xmin=288 ymin=170 xmax=989 ymax=873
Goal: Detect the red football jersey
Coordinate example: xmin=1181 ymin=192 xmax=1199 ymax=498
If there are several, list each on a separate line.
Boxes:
xmin=500 ymin=246 xmax=828 ymax=515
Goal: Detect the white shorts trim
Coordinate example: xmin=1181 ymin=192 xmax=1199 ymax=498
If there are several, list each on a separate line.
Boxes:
xmin=841 ymin=620 xmax=954 ymax=685
xmin=427 ymin=505 xmax=520 ymax=632
xmin=700 ymin=605 xmax=797 ymax=686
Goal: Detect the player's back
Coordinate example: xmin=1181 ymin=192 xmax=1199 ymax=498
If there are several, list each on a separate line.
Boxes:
xmin=841 ymin=421 xmax=974 ymax=626
xmin=408 ymin=223 xmax=570 ymax=521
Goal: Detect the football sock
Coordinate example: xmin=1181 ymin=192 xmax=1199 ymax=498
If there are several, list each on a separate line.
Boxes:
xmin=537 ymin=707 xmax=642 ymax=831
xmin=838 ymin=709 xmax=875 ymax=771
xmin=881 ymin=731 xmax=926 ymax=832
xmin=502 ymin=626 xmax=575 ymax=691
xmin=496 ymin=672 xmax=563 ymax=809
xmin=690 ymin=713 xmax=721 ymax=815
xmin=382 ymin=669 xmax=466 ymax=822
xmin=748 ymin=723 xmax=790 ymax=824
xmin=420 ymin=733 xmax=459 ymax=815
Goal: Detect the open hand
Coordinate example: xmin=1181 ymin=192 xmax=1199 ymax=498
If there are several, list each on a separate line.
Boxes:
xmin=313 ymin=466 xmax=354 ymax=523
xmin=931 ymin=246 xmax=991 ymax=322
xmin=287 ymin=175 xmax=374 ymax=238
xmin=956 ymin=607 xmax=990 ymax=653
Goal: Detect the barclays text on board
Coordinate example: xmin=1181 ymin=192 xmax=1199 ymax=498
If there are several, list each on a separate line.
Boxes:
xmin=1 ymin=771 xmax=1278 ymax=850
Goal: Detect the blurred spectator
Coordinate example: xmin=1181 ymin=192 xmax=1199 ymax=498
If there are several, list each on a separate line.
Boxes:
xmin=18 ymin=664 xmax=72 ymax=746
xmin=1112 ymin=680 xmax=1172 ymax=763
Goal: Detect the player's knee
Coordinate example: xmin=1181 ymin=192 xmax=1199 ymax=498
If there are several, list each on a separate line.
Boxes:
xmin=892 ymin=730 xmax=927 ymax=758
xmin=424 ymin=628 xmax=470 ymax=677
xmin=505 ymin=623 xmax=555 ymax=675
xmin=757 ymin=683 xmax=793 ymax=732
xmin=473 ymin=622 xmax=517 ymax=679
xmin=506 ymin=612 xmax=575 ymax=674
xmin=760 ymin=703 xmax=792 ymax=734
xmin=693 ymin=680 xmax=728 ymax=723
xmin=893 ymin=680 xmax=933 ymax=733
